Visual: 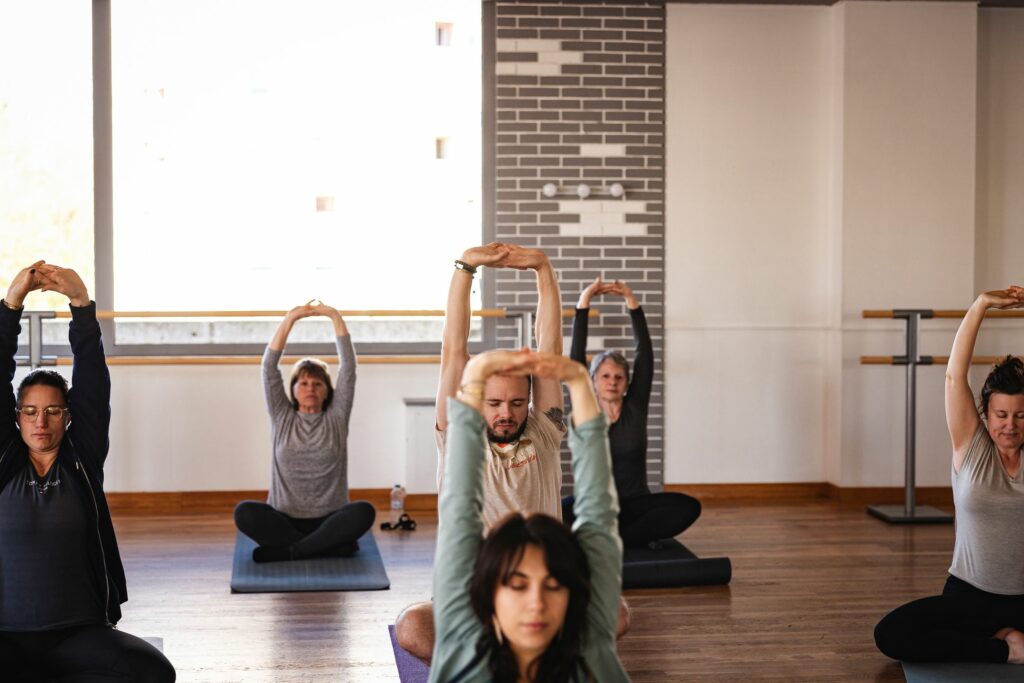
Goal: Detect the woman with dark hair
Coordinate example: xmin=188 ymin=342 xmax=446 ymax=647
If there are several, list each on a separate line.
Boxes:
xmin=563 ymin=276 xmax=701 ymax=549
xmin=234 ymin=302 xmax=375 ymax=562
xmin=874 ymin=286 xmax=1024 ymax=665
xmin=430 ymin=348 xmax=629 ymax=682
xmin=0 ymin=261 xmax=175 ymax=681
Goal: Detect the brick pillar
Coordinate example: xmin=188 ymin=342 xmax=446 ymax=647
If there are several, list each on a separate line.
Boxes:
xmin=492 ymin=1 xmax=665 ymax=493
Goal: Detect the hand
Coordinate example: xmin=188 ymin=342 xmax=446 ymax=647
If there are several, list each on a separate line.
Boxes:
xmin=36 ymin=264 xmax=89 ymax=307
xmin=460 ymin=243 xmax=511 ymax=269
xmin=309 ymin=300 xmax=343 ymax=321
xmin=4 ymin=260 xmax=48 ymax=308
xmin=498 ymin=351 xmax=588 ymax=384
xmin=577 ymin=276 xmax=616 ymax=308
xmin=605 ymin=279 xmax=639 ymax=309
xmin=495 ymin=244 xmax=548 ymax=271
xmin=286 ymin=304 xmax=317 ymax=322
xmin=979 ymin=287 xmax=1024 ymax=311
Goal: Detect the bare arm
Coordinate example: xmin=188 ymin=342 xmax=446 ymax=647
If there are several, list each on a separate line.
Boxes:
xmin=946 ymin=287 xmax=1024 ymax=471
xmin=501 ymin=246 xmax=565 ymax=424
xmin=436 ymin=244 xmax=510 ymax=431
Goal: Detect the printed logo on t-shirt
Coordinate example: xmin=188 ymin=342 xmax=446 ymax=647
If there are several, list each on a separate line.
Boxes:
xmin=490 ymin=438 xmax=539 ymax=471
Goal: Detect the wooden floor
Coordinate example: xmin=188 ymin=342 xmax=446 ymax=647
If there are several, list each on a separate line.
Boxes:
xmin=111 ymin=501 xmax=957 ymax=682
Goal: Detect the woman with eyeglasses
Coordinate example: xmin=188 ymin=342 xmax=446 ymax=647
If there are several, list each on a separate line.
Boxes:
xmin=561 ymin=277 xmax=701 ymax=549
xmin=233 ymin=302 xmax=375 ymax=562
xmin=0 ymin=261 xmax=175 ymax=681
xmin=429 ymin=349 xmax=629 ymax=683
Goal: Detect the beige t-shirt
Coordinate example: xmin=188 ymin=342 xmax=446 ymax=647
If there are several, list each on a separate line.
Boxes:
xmin=436 ymin=405 xmax=565 ymax=530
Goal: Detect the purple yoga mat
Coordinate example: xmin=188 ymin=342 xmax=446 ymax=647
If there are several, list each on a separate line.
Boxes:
xmin=389 ymin=624 xmax=430 ymax=683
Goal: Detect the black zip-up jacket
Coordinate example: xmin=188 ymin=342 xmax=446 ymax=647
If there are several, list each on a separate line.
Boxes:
xmin=0 ymin=301 xmax=127 ymax=625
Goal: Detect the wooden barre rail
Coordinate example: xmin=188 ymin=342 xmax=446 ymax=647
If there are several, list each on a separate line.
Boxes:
xmin=54 ymin=356 xmax=441 ymax=366
xmin=47 ymin=309 xmax=599 ymax=320
xmin=863 ymin=310 xmax=1024 ymax=319
xmin=860 ymin=355 xmax=1010 ymax=366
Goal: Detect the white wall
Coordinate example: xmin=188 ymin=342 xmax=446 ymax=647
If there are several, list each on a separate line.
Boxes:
xmin=666 ymin=1 xmax=1020 ymax=487
xmin=665 ymin=4 xmax=833 ymax=484
xmin=14 ymin=362 xmax=440 ymax=492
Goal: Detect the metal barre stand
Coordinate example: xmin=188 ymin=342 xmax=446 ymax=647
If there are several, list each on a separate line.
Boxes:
xmin=866 ymin=309 xmax=953 ymax=524
xmin=15 ymin=311 xmax=57 ymax=371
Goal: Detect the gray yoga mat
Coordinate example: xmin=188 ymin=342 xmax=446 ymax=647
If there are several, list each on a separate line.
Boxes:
xmin=622 ymin=538 xmax=732 ymax=589
xmin=230 ymin=530 xmax=390 ymax=593
xmin=389 ymin=624 xmax=430 ymax=683
xmin=903 ymin=662 xmax=1024 ymax=682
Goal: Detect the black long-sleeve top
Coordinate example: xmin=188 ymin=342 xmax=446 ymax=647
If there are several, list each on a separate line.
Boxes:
xmin=571 ymin=305 xmax=653 ymax=501
xmin=0 ymin=302 xmax=128 ymax=626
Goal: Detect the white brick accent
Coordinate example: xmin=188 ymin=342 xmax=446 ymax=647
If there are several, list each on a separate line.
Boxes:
xmin=537 ymin=50 xmax=583 ymax=65
xmin=513 ymin=63 xmax=562 ymax=76
xmin=579 ymin=143 xmax=626 ymax=157
xmin=600 ymin=200 xmax=646 ymax=213
xmin=515 ymin=39 xmax=563 ymax=53
xmin=496 ymin=62 xmax=517 ymax=76
xmin=558 ymin=200 xmax=603 ymax=214
xmin=601 ymin=223 xmax=648 ymax=237
xmin=496 ymin=39 xmax=518 ymax=52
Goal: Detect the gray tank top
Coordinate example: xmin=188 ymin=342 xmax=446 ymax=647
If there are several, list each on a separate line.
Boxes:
xmin=949 ymin=422 xmax=1024 ymax=595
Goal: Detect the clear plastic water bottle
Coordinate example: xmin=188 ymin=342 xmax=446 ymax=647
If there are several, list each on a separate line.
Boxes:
xmin=390 ymin=484 xmax=407 ymax=526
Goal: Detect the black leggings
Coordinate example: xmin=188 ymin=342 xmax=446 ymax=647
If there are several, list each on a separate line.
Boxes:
xmin=874 ymin=574 xmax=1024 ymax=663
xmin=234 ymin=500 xmax=376 ymax=559
xmin=562 ymin=491 xmax=701 ymax=549
xmin=0 ymin=624 xmax=175 ymax=682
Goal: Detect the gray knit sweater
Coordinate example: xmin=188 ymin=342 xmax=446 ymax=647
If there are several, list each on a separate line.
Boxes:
xmin=262 ymin=336 xmax=356 ymax=518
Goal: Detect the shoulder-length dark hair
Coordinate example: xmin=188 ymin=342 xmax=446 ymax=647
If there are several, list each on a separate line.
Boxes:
xmin=288 ymin=358 xmax=334 ymax=411
xmin=980 ymin=355 xmax=1024 ymax=416
xmin=469 ymin=513 xmax=591 ymax=683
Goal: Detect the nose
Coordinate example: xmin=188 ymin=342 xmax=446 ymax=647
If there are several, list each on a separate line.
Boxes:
xmin=33 ymin=412 xmax=48 ymax=425
xmin=527 ymin=586 xmax=545 ymax=612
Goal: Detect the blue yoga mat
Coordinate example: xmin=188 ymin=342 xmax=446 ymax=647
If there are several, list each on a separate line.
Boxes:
xmin=389 ymin=624 xmax=430 ymax=683
xmin=230 ymin=530 xmax=390 ymax=593
xmin=903 ymin=662 xmax=1024 ymax=682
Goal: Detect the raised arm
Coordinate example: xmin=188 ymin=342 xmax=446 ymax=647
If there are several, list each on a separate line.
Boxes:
xmin=263 ymin=305 xmax=316 ymax=416
xmin=312 ymin=303 xmax=355 ymax=420
xmin=946 ymin=287 xmax=1024 ymax=471
xmin=570 ymin=277 xmax=608 ymax=366
xmin=616 ymin=281 xmax=653 ymax=405
xmin=37 ymin=265 xmax=111 ymax=470
xmin=1 ymin=261 xmax=48 ymax=447
xmin=435 ymin=243 xmax=509 ymax=431
xmin=501 ymin=245 xmax=565 ymax=422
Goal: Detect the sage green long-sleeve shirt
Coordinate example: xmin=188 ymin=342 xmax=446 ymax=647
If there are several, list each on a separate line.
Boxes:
xmin=429 ymin=398 xmax=629 ymax=682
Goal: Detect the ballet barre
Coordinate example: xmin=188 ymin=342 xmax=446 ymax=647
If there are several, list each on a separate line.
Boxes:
xmin=860 ymin=308 xmax=1024 ymax=525
xmin=15 ymin=308 xmax=596 ymax=369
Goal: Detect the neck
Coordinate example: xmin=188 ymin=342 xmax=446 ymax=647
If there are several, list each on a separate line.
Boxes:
xmin=28 ymin=449 xmax=58 ymax=477
xmin=297 ymin=405 xmax=321 ymax=414
xmin=514 ymin=647 xmax=541 ymax=683
xmin=600 ymin=396 xmax=623 ymax=419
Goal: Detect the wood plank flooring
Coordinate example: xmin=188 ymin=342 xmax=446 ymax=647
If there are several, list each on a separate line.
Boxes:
xmin=110 ymin=501 xmax=957 ymax=682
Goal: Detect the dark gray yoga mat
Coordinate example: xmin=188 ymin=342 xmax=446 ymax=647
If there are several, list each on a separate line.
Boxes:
xmin=389 ymin=624 xmax=430 ymax=683
xmin=903 ymin=662 xmax=1024 ymax=682
xmin=230 ymin=530 xmax=390 ymax=593
xmin=622 ymin=538 xmax=732 ymax=589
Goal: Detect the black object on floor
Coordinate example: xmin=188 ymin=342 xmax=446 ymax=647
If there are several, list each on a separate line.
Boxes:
xmin=902 ymin=662 xmax=1024 ymax=682
xmin=622 ymin=538 xmax=731 ymax=588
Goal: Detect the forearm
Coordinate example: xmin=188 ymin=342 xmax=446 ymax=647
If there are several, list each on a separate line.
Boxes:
xmin=330 ymin=314 xmax=349 ymax=338
xmin=442 ymin=269 xmax=473 ymax=358
xmin=570 ymin=308 xmax=589 ymax=365
xmin=947 ymin=300 xmax=987 ymax=381
xmin=0 ymin=305 xmax=22 ymax=443
xmin=268 ymin=317 xmax=296 ymax=352
xmin=629 ymin=306 xmax=654 ymax=397
xmin=565 ymin=373 xmax=598 ymax=425
xmin=534 ymin=263 xmax=562 ymax=354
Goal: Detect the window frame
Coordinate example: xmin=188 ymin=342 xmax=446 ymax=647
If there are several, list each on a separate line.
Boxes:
xmin=24 ymin=0 xmax=496 ymax=361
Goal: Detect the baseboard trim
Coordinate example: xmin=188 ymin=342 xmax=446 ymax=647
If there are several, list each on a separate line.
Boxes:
xmin=106 ymin=484 xmax=954 ymax=515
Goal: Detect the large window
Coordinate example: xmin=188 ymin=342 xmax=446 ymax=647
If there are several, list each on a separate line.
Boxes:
xmin=109 ymin=0 xmax=483 ymax=345
xmin=0 ymin=2 xmax=95 ymax=314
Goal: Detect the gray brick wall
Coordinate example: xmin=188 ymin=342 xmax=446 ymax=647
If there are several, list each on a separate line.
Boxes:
xmin=490 ymin=1 xmax=665 ymax=493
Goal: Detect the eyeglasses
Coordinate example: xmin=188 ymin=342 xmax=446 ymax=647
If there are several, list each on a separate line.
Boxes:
xmin=16 ymin=405 xmax=69 ymax=420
